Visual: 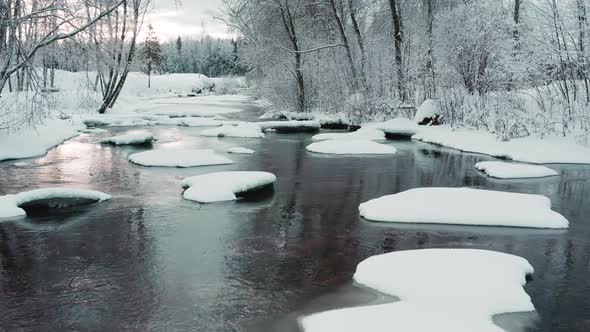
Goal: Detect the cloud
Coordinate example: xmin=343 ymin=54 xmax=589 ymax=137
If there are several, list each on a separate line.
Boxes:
xmin=144 ymin=0 xmax=230 ymax=40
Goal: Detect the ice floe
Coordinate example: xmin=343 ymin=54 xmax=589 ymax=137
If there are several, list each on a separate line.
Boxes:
xmin=99 ymin=131 xmax=156 ymax=145
xmin=180 ymin=171 xmax=276 ymax=203
xmin=81 ymin=128 xmax=108 ymax=134
xmin=177 ymin=117 xmax=224 ymax=127
xmin=306 ymin=140 xmax=397 ymax=155
xmin=312 ymin=128 xmax=385 ymax=141
xmin=227 ymin=147 xmax=255 ymax=154
xmin=301 ymin=248 xmax=535 ymax=332
xmin=0 ymin=188 xmax=111 ymax=218
xmin=128 ymin=149 xmax=234 ymax=167
xmin=200 ymin=123 xmax=265 ymax=138
xmin=359 ymin=187 xmax=568 ymax=228
xmin=475 ymin=161 xmax=558 ymax=179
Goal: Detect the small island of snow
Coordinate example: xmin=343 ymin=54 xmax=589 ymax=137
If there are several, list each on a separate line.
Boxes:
xmin=306 ymin=140 xmax=397 ymax=155
xmin=301 ymin=248 xmax=535 ymax=332
xmin=475 ymin=161 xmax=558 ymax=179
xmin=129 ymin=149 xmax=234 ymax=167
xmin=359 ymin=187 xmax=568 ymax=228
xmin=0 ymin=188 xmax=111 ymax=218
xmin=180 ymin=171 xmax=277 ymax=203
xmin=99 ymin=131 xmax=156 ymax=145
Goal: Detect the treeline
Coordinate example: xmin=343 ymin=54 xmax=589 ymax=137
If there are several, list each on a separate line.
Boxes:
xmin=224 ymin=0 xmax=590 ymax=139
xmin=160 ymin=35 xmax=249 ymax=77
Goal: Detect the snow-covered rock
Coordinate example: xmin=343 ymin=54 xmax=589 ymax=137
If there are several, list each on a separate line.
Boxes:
xmin=312 ymin=128 xmax=385 ymax=141
xmin=99 ymin=131 xmax=156 ymax=145
xmin=306 ymin=140 xmax=397 ymax=155
xmin=366 ymin=118 xmax=419 ymax=137
xmin=0 ymin=188 xmax=111 ymax=218
xmin=0 ymin=119 xmax=80 ymax=161
xmin=180 ymin=171 xmax=276 ymax=203
xmin=257 ymin=120 xmax=321 ymax=132
xmin=359 ymin=187 xmax=568 ymax=228
xmin=200 ymin=123 xmax=265 ymax=138
xmin=412 ymin=126 xmax=590 ymax=164
xmin=128 ymin=149 xmax=234 ymax=167
xmin=301 ymin=248 xmax=535 ymax=332
xmin=475 ymin=161 xmax=558 ymax=179
xmin=227 ymin=147 xmax=255 ymax=154
xmin=414 ymin=99 xmax=438 ymax=124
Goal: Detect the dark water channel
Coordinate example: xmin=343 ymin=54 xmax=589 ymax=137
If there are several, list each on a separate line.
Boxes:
xmin=0 ymin=102 xmax=589 ymax=331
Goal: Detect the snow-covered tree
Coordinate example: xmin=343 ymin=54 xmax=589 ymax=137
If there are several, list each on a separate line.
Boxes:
xmin=140 ymin=24 xmax=163 ymax=88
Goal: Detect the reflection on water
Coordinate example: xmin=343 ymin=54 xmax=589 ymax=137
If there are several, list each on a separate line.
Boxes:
xmin=0 ymin=115 xmax=589 ymax=331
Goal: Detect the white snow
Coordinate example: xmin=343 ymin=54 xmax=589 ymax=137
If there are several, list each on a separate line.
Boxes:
xmin=128 ymin=149 xmax=234 ymax=167
xmin=414 ymin=99 xmax=438 ymax=123
xmin=300 ymin=248 xmax=535 ymax=332
xmin=306 ymin=140 xmax=397 ymax=155
xmin=13 ymin=162 xmax=28 ymax=167
xmin=0 ymin=188 xmax=111 ymax=218
xmin=180 ymin=171 xmax=277 ymax=203
xmin=200 ymin=123 xmax=265 ymax=138
xmin=178 ymin=118 xmax=223 ymax=127
xmin=81 ymin=128 xmax=108 ymax=134
xmin=412 ymin=126 xmax=590 ymax=164
xmin=151 ymin=106 xmax=242 ymax=118
xmin=0 ymin=118 xmax=80 ymax=161
xmin=475 ymin=161 xmax=558 ymax=179
xmin=366 ymin=118 xmax=419 ymax=137
xmin=227 ymin=147 xmax=255 ymax=154
xmin=99 ymin=131 xmax=156 ymax=145
xmin=359 ymin=187 xmax=568 ymax=228
xmin=257 ymin=120 xmax=321 ymax=131
xmin=82 ymin=113 xmax=182 ymax=127
xmin=312 ymin=128 xmax=385 ymax=141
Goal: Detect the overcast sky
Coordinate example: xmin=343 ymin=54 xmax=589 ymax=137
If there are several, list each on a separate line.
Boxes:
xmin=145 ymin=0 xmax=230 ymax=41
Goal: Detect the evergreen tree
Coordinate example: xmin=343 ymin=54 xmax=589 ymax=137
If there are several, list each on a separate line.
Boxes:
xmin=176 ymin=36 xmax=183 ymax=72
xmin=140 ymin=25 xmax=163 ymax=88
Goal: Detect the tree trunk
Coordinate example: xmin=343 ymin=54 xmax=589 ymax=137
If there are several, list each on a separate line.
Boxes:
xmin=279 ymin=1 xmax=305 ymax=113
xmin=388 ymin=0 xmax=406 ymax=101
xmin=348 ymin=0 xmax=367 ymax=91
xmin=328 ymin=0 xmax=360 ymax=91
xmin=424 ymin=0 xmax=435 ymax=99
xmin=576 ymin=0 xmax=590 ymax=103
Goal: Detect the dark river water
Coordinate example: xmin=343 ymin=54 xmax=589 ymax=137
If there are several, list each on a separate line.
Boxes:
xmin=0 ymin=101 xmax=589 ymax=331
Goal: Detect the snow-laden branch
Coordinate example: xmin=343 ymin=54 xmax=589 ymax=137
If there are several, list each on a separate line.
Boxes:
xmin=274 ymin=43 xmax=345 ymax=54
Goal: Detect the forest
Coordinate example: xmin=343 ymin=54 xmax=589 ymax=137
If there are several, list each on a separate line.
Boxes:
xmin=224 ymin=0 xmax=590 ymax=141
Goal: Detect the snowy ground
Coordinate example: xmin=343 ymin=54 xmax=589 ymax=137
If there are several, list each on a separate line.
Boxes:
xmin=0 ymin=119 xmax=82 ymax=161
xmin=413 ymin=126 xmax=590 ymax=164
xmin=301 ymin=248 xmax=535 ymax=332
xmin=0 ymin=71 xmax=250 ymax=161
xmin=359 ymin=187 xmax=569 ymax=228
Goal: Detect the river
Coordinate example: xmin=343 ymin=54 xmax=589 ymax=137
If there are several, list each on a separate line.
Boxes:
xmin=0 ymin=98 xmax=589 ymax=331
